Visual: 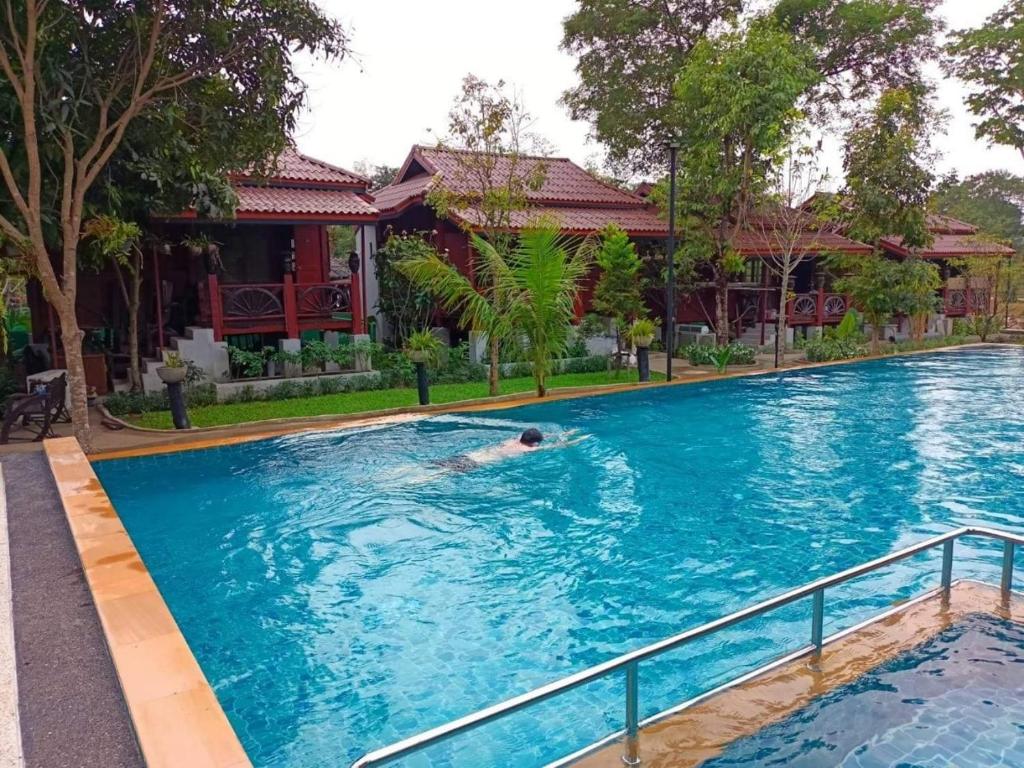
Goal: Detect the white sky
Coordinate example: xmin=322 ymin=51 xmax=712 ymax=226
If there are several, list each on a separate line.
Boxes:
xmin=294 ymin=0 xmax=1023 ymax=184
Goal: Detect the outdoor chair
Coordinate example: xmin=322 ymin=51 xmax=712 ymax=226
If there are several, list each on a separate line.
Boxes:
xmin=0 ymin=373 xmax=68 ymax=444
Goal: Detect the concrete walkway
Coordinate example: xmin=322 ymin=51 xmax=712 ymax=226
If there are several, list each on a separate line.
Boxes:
xmin=1 ymin=454 xmax=142 ymax=768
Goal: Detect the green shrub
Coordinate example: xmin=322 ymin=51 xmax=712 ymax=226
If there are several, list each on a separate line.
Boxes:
xmin=228 ymin=346 xmax=270 ymax=378
xmin=104 ymin=383 xmax=216 ymax=416
xmin=683 ymin=342 xmax=754 ymax=366
xmin=803 ymin=336 xmax=866 ymax=362
xmin=431 ymin=342 xmax=488 ymax=384
xmin=557 ymin=355 xmax=610 ymax=375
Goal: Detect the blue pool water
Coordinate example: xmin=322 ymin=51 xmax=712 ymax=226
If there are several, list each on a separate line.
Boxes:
xmin=95 ymin=348 xmax=1024 ymax=767
xmin=702 ymin=614 xmax=1024 ymax=767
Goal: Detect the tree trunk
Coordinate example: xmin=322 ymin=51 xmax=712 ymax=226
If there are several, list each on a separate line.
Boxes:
xmin=128 ymin=266 xmax=142 ymax=391
xmin=55 ymin=304 xmax=92 ymax=452
xmin=775 ymin=271 xmax=789 ymax=369
xmin=537 ymin=372 xmax=546 ymax=398
xmin=488 ymin=334 xmax=500 ymax=396
xmin=715 ymin=272 xmax=730 ymax=346
xmin=870 ymin=322 xmax=881 ymax=355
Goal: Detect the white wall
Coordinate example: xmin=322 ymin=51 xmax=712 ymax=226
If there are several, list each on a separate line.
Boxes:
xmin=359 ymin=224 xmax=384 ymax=342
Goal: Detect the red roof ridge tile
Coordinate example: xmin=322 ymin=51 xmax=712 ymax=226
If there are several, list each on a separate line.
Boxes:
xmin=288 ymin=147 xmax=371 ymax=184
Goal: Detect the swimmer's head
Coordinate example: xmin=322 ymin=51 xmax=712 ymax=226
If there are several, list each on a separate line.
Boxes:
xmin=520 ymin=428 xmax=544 ymax=447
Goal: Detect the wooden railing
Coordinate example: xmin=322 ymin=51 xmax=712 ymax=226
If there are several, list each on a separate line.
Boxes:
xmin=943 ymin=286 xmax=990 ymax=318
xmin=206 ymin=273 xmax=362 ymax=340
xmin=787 ymin=290 xmax=849 ymax=326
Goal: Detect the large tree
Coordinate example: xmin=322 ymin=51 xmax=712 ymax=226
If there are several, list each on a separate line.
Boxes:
xmin=932 ymin=172 xmax=1024 ymax=253
xmin=670 ymin=21 xmax=817 ymax=345
xmin=834 ymin=87 xmax=940 ymax=350
xmin=841 ymin=88 xmax=937 ymax=250
xmin=947 ymin=1 xmax=1024 ymax=162
xmin=562 ymin=0 xmax=941 ymax=174
xmin=0 ymin=0 xmax=346 ymax=450
xmin=427 ymin=75 xmax=550 ymax=395
xmin=753 ymin=147 xmax=841 ymax=367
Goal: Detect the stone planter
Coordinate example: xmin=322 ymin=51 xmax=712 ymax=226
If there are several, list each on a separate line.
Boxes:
xmin=633 ymin=335 xmax=654 ymax=349
xmin=156 ymin=366 xmax=187 ymax=385
xmin=407 ymin=350 xmax=431 ymax=364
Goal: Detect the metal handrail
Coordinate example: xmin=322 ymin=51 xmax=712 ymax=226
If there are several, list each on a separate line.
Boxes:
xmin=350 ymin=525 xmax=1024 ymax=768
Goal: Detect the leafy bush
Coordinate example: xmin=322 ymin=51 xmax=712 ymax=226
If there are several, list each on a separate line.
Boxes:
xmin=228 ymin=345 xmax=271 ymax=378
xmin=564 ymin=335 xmax=589 ymax=359
xmin=376 ymin=350 xmax=415 ymax=388
xmin=683 ymin=342 xmax=755 ymax=366
xmin=827 ymin=310 xmax=865 ymax=343
xmin=431 ymin=342 xmax=488 ymax=384
xmin=105 ymin=383 xmax=216 ymax=416
xmin=557 ymin=355 xmax=611 ymax=375
xmin=803 ymin=336 xmax=866 ymax=362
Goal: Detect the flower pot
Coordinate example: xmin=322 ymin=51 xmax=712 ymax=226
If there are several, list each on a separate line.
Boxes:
xmin=407 ymin=350 xmax=430 ymax=364
xmin=157 ymin=366 xmax=187 ymax=385
xmin=633 ymin=335 xmax=654 ymax=348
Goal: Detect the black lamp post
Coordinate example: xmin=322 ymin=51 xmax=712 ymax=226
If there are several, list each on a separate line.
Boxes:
xmin=665 ymin=139 xmax=680 ymax=381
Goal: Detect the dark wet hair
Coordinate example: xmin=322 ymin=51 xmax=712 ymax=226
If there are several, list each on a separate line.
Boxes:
xmin=520 ymin=428 xmax=544 ymax=446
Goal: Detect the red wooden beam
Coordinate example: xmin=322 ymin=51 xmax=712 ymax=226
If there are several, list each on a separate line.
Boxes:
xmin=208 ymin=273 xmax=224 ymax=342
xmin=283 ymin=273 xmax=299 ymax=339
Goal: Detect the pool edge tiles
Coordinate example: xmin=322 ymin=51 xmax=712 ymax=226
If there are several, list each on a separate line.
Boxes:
xmin=571 ymin=581 xmax=1023 ymax=768
xmin=43 ymin=437 xmax=251 ymax=768
xmin=89 ymin=342 xmax=1000 ymax=462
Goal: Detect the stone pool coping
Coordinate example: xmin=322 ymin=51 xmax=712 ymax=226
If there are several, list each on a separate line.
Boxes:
xmin=89 ymin=342 xmax=999 ymax=461
xmin=43 ymin=437 xmax=251 ymax=768
xmin=572 ymin=580 xmax=1022 ymax=768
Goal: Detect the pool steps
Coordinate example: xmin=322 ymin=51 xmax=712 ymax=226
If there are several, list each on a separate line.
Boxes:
xmin=351 ymin=527 xmax=1024 ymax=768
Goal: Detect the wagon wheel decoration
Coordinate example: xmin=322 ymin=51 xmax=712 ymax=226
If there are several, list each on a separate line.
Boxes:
xmin=970 ymin=290 xmax=989 ymax=311
xmin=792 ymin=295 xmax=817 ymax=317
xmin=946 ymin=289 xmax=966 ymax=310
xmin=298 ymin=284 xmax=351 ymax=316
xmin=823 ymin=296 xmax=847 ymax=318
xmin=223 ymin=287 xmax=283 ymax=318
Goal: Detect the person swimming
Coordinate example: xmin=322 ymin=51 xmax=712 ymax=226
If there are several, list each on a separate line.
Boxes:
xmin=377 ymin=428 xmax=588 ymax=486
xmin=434 ymin=428 xmax=547 ymax=472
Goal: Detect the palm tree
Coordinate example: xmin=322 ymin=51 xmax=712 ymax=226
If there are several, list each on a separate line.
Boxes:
xmin=397 ymin=221 xmax=591 ymax=397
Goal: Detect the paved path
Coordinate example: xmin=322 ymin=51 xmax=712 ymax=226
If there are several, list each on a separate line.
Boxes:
xmin=1 ymin=453 xmax=142 ymax=768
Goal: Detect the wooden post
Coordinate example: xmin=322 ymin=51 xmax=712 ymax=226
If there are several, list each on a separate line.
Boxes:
xmin=815 ymin=284 xmax=826 ymax=326
xmin=283 ymin=273 xmax=299 ymax=339
xmin=208 ymin=273 xmax=224 ymax=342
xmin=153 ymin=247 xmax=165 ymax=350
xmin=350 ymin=275 xmax=364 ymax=334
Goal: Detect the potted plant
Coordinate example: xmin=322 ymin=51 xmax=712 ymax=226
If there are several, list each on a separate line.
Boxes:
xmin=405 ymin=330 xmax=441 ymax=365
xmin=628 ymin=318 xmax=658 ymax=349
xmin=405 ymin=330 xmax=442 ymax=405
xmin=156 ymin=351 xmax=187 ymax=384
xmin=628 ymin=318 xmax=659 ymax=382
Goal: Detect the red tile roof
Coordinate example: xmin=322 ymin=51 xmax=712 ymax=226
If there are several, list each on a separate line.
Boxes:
xmin=236 ymin=147 xmax=370 ymax=189
xmin=232 ymin=185 xmax=377 ymax=219
xmin=449 ymin=204 xmax=669 ymax=236
xmin=882 ymin=232 xmax=1015 ymax=258
xmin=371 ymin=174 xmax=437 ymax=213
xmin=732 ymin=229 xmax=873 ymax=255
xmin=412 ymin=146 xmax=644 ymax=206
xmin=882 ymin=215 xmax=1014 ymax=258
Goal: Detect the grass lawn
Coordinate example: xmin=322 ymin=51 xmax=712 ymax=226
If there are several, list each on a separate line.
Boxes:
xmin=127 ymin=369 xmax=663 ymax=429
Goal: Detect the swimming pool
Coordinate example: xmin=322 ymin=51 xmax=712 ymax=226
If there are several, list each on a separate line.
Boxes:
xmin=94 ymin=347 xmax=1024 ymax=767
xmin=701 ymin=613 xmax=1024 ymax=767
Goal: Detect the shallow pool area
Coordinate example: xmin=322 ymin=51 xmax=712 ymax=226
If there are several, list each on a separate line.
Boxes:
xmin=700 ymin=613 xmax=1024 ymax=767
xmin=94 ymin=347 xmax=1024 ymax=767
